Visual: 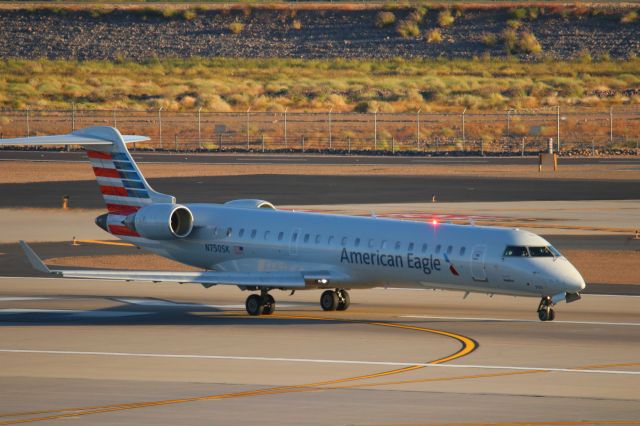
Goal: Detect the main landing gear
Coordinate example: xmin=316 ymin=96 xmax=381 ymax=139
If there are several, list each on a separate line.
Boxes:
xmin=537 ymin=296 xmax=556 ymax=322
xmin=245 ymin=288 xmax=275 ymax=316
xmin=320 ymin=289 xmax=350 ymax=312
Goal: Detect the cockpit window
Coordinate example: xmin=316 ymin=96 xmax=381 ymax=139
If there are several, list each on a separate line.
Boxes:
xmin=503 ymin=246 xmax=528 ymax=257
xmin=528 ymin=246 xmax=555 ymax=257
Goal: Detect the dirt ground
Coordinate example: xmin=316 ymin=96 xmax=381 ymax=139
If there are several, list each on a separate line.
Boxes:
xmin=2 ymin=160 xmax=640 ymax=184
xmin=45 ymin=249 xmax=640 ymax=286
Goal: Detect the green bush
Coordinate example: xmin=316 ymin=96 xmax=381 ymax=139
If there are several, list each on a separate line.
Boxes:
xmin=375 ymin=11 xmax=396 ymax=28
xmin=426 ymin=28 xmax=443 ymax=43
xmin=396 ymin=20 xmax=420 ymax=38
xmin=228 ymin=22 xmax=245 ymax=34
xmin=518 ymin=32 xmax=542 ymax=55
xmin=438 ymin=9 xmax=455 ymax=27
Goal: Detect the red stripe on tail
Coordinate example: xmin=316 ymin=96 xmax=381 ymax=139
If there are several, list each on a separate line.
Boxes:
xmin=100 ymin=185 xmax=128 ymax=197
xmin=106 ymin=204 xmax=140 ymax=215
xmin=108 ymin=224 xmax=140 ymax=237
xmin=86 ymin=150 xmax=112 ymax=160
xmin=93 ymin=167 xmax=120 ymax=178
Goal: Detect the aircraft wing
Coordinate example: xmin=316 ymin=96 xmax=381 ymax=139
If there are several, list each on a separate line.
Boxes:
xmin=19 ymin=241 xmax=337 ymax=289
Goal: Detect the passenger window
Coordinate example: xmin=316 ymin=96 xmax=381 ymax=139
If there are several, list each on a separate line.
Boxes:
xmin=278 ymin=232 xmax=284 ymax=241
xmin=355 ymin=238 xmax=361 ymax=247
xmin=528 ymin=246 xmax=554 ymax=257
xmin=315 ymin=234 xmax=321 ymax=244
xmin=435 ymin=244 xmax=441 ymax=253
xmin=395 ymin=241 xmax=401 ymax=250
xmin=459 ymin=247 xmax=466 ymax=256
xmin=226 ymin=227 xmax=232 ymax=237
xmin=447 ymin=245 xmax=453 ymax=255
xmin=304 ymin=234 xmax=310 ymax=243
xmin=503 ymin=246 xmax=528 ymax=257
xmin=250 ymin=229 xmax=257 ymax=239
xmin=292 ymin=232 xmax=298 ymax=242
xmin=239 ymin=229 xmax=245 ymax=237
xmin=421 ymin=243 xmax=428 ymax=253
xmin=408 ymin=243 xmax=414 ymax=252
xmin=341 ymin=237 xmax=348 ymax=246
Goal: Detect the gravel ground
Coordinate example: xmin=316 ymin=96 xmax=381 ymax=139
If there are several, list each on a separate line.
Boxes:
xmin=0 ymin=8 xmax=638 ymax=60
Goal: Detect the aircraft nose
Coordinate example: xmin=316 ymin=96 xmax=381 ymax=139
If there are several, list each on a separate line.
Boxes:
xmin=562 ymin=262 xmax=586 ymax=293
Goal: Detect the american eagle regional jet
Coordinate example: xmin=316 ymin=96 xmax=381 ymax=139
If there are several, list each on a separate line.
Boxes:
xmin=2 ymin=127 xmax=585 ymax=321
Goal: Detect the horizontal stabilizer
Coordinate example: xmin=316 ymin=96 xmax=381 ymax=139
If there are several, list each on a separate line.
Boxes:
xmin=0 ymin=126 xmax=149 ymax=146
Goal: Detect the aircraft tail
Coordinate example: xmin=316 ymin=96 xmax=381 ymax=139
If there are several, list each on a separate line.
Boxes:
xmin=0 ymin=126 xmax=175 ymax=216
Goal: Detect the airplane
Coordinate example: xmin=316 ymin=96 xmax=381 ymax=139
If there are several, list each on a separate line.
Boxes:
xmin=2 ymin=126 xmax=585 ymax=321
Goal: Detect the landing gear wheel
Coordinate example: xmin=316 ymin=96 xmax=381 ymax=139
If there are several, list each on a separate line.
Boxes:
xmin=320 ymin=290 xmax=338 ymax=311
xmin=262 ymin=294 xmax=276 ymax=315
xmin=537 ymin=296 xmax=555 ymax=322
xmin=246 ymin=294 xmax=264 ymax=316
xmin=336 ymin=289 xmax=350 ymax=311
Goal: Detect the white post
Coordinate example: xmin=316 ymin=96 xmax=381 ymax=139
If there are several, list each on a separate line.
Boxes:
xmin=284 ymin=107 xmax=288 ymax=149
xmin=246 ymin=107 xmax=251 ymax=151
xmin=158 ymin=106 xmax=163 ymax=149
xmin=374 ymin=110 xmax=378 ymax=150
xmin=71 ymin=102 xmax=76 ymax=132
xmin=416 ymin=108 xmax=421 ymax=150
xmin=506 ymin=109 xmax=511 ymax=139
xmin=462 ymin=108 xmax=466 ymax=150
xmin=609 ymin=106 xmax=613 ymax=144
xmin=198 ymin=107 xmax=202 ymax=150
xmin=328 ymin=106 xmax=333 ymax=150
xmin=556 ymin=105 xmax=560 ymax=152
xmin=26 ymin=107 xmax=30 ymax=137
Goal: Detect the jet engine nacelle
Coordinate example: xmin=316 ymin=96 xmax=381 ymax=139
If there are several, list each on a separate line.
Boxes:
xmin=124 ymin=203 xmax=194 ymax=240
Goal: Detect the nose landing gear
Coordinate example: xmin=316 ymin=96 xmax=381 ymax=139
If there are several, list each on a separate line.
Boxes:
xmin=245 ymin=289 xmax=276 ymax=316
xmin=320 ymin=289 xmax=350 ymax=311
xmin=537 ymin=296 xmax=556 ymax=321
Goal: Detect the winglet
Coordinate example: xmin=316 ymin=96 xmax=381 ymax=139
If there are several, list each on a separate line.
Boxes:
xmin=19 ymin=241 xmax=52 ymax=274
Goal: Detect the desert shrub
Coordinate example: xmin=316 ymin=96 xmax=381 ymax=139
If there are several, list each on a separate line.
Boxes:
xmin=621 ymin=11 xmax=638 ymax=24
xmin=511 ymin=8 xmax=527 ymax=20
xmin=518 ymin=32 xmax=542 ymax=55
xmin=228 ymin=22 xmax=245 ymax=34
xmin=409 ymin=6 xmax=428 ymax=22
xmin=396 ymin=20 xmax=420 ymax=38
xmin=506 ymin=19 xmax=522 ymax=29
xmin=502 ymin=29 xmax=518 ymax=53
xmin=426 ymin=28 xmax=443 ymax=43
xmin=437 ymin=9 xmax=455 ymax=27
xmin=375 ymin=11 xmax=396 ymax=28
xmin=576 ymin=48 xmax=592 ymax=63
xmin=182 ymin=9 xmax=197 ymax=21
xmin=291 ymin=19 xmax=301 ymax=30
xmin=481 ymin=32 xmax=497 ymax=46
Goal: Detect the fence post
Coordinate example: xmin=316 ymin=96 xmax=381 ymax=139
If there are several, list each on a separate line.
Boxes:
xmin=462 ymin=108 xmax=466 ymax=151
xmin=609 ymin=106 xmax=613 ymax=145
xmin=391 ymin=137 xmax=395 ymax=154
xmin=198 ymin=107 xmax=202 ymax=150
xmin=262 ymin=134 xmax=265 ymax=153
xmin=71 ymin=102 xmax=76 ymax=132
xmin=328 ymin=107 xmax=333 ymax=150
xmin=374 ymin=110 xmax=378 ymax=150
xmin=218 ymin=133 xmax=222 ymax=151
xmin=174 ymin=134 xmax=178 ymax=151
xmin=416 ymin=108 xmax=421 ymax=151
xmin=302 ymin=136 xmax=305 ymax=153
xmin=592 ymin=138 xmax=595 ymax=156
xmin=506 ymin=109 xmax=510 ymax=139
xmin=26 ymin=107 xmax=30 ymax=137
xmin=284 ymin=107 xmax=288 ymax=149
xmin=522 ymin=137 xmax=525 ymax=156
xmin=246 ymin=107 xmax=251 ymax=151
xmin=556 ymin=105 xmax=560 ymax=153
xmin=158 ymin=106 xmax=163 ymax=149
xmin=348 ymin=137 xmax=351 ymax=155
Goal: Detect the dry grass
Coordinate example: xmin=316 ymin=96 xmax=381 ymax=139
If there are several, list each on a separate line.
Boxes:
xmin=426 ymin=28 xmax=443 ymax=43
xmin=46 ymin=254 xmax=199 ymax=271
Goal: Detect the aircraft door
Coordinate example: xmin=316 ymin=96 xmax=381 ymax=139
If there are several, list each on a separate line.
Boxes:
xmin=471 ymin=244 xmax=488 ymax=282
xmin=289 ymin=228 xmax=301 ymax=256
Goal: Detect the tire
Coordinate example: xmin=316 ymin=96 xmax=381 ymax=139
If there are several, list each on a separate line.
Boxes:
xmin=538 ymin=308 xmax=549 ymax=321
xmin=320 ymin=290 xmax=338 ymax=311
xmin=246 ymin=294 xmax=264 ymax=316
xmin=262 ymin=294 xmax=276 ymax=315
xmin=336 ymin=289 xmax=350 ymax=311
xmin=548 ymin=308 xmax=556 ymax=321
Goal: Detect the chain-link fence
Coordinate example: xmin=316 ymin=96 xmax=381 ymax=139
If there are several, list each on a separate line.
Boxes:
xmin=1 ymin=107 xmax=638 ymax=155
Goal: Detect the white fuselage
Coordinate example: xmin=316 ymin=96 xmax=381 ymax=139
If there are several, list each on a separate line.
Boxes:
xmin=122 ymin=204 xmax=586 ymax=298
